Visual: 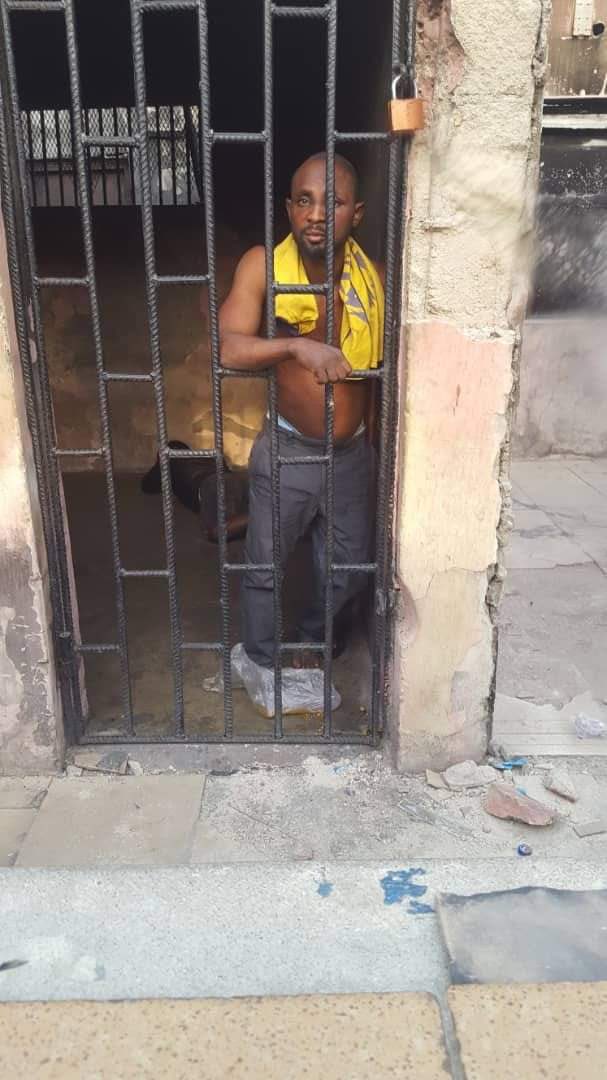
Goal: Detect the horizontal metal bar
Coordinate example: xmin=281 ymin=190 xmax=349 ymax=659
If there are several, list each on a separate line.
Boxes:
xmin=137 ymin=0 xmax=197 ymax=10
xmin=180 ymin=642 xmax=223 ymax=652
xmin=153 ymin=273 xmax=210 ymax=287
xmin=272 ymin=4 xmax=329 ymax=17
xmin=277 ymin=454 xmax=329 ymax=465
xmin=6 ymin=0 xmax=65 ymax=10
xmin=335 ymin=131 xmax=391 ymax=143
xmin=212 ymin=132 xmax=267 ymax=144
xmin=272 ymin=282 xmax=328 ymax=295
xmin=78 ymin=732 xmax=373 ymax=745
xmin=35 ymin=275 xmax=89 ymax=288
xmin=102 ymin=372 xmax=153 ymax=383
xmin=165 ymin=447 xmax=216 ymax=460
xmin=77 ymin=644 xmax=121 ymax=654
xmin=55 ymin=447 xmax=103 ymax=458
xmin=120 ymin=569 xmax=169 ymax=578
xmin=347 ymin=369 xmax=384 ymax=380
xmin=331 ymin=562 xmax=376 ymax=573
xmin=224 ymin=562 xmax=274 ymax=573
xmin=219 ymin=368 xmax=270 ymax=380
xmin=81 ymin=134 xmax=138 ymax=148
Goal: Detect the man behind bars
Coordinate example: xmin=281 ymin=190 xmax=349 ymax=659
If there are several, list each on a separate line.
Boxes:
xmin=219 ymin=153 xmax=384 ymax=670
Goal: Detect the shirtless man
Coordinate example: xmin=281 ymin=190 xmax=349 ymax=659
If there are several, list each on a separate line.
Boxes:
xmin=219 ymin=153 xmax=384 ymax=669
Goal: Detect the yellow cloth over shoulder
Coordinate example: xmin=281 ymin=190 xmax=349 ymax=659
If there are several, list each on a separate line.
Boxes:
xmin=273 ymin=233 xmax=384 ymax=371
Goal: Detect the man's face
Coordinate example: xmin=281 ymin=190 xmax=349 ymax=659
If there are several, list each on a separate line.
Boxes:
xmin=286 ymin=158 xmax=364 ymax=261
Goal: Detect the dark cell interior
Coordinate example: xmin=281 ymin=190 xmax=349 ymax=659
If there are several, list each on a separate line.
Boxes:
xmin=12 ymin=0 xmax=395 ymax=740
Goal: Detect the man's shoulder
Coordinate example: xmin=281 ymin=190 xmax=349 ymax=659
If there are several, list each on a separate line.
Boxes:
xmin=235 ymin=245 xmax=267 ymax=290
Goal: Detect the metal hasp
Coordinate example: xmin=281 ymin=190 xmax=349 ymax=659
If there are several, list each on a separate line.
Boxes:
xmin=0 ymin=0 xmax=417 ymax=746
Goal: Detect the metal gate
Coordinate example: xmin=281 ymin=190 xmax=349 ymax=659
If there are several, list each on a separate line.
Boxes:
xmin=0 ymin=0 xmax=413 ymax=745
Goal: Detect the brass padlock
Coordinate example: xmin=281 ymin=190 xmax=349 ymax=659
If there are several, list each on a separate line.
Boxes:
xmin=388 ymin=75 xmax=425 ymax=135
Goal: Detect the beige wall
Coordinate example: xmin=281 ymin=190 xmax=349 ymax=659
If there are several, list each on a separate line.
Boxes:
xmin=390 ymin=0 xmax=550 ymax=771
xmin=0 ymin=220 xmax=64 ymax=775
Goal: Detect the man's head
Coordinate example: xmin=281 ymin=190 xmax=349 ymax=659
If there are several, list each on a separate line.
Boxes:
xmin=286 ymin=153 xmax=364 ymax=261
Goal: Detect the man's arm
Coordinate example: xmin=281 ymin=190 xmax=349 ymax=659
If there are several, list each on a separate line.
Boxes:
xmin=218 ymin=246 xmax=351 ymax=385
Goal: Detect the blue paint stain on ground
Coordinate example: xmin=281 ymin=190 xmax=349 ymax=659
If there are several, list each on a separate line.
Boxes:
xmin=380 ymin=868 xmax=434 ymax=914
xmin=317 ymin=881 xmax=333 ymax=898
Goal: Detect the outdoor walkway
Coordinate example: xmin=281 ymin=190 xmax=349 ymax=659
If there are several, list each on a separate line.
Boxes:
xmin=496 ymin=456 xmax=607 ymax=753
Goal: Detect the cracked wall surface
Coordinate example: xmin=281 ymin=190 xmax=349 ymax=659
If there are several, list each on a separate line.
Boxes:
xmin=391 ymin=0 xmax=550 ymax=772
xmin=0 ymin=220 xmax=63 ymax=776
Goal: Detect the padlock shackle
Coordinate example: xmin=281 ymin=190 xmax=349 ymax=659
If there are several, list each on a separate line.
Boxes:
xmin=391 ymin=70 xmax=417 ymax=101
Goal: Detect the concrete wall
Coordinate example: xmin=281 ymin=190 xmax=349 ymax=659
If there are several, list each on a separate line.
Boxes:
xmin=390 ymin=0 xmax=549 ymax=772
xmin=0 ymin=220 xmax=64 ymax=775
xmin=515 ymin=316 xmax=607 ymax=457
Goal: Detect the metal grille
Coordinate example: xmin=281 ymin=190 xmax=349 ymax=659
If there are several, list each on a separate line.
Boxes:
xmin=21 ymin=104 xmax=200 ymax=206
xmin=0 ymin=0 xmax=415 ymax=746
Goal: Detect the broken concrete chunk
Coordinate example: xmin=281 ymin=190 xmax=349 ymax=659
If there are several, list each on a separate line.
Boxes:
xmin=573 ymin=819 xmax=607 ymax=838
xmin=483 ymin=783 xmax=554 ymax=826
xmin=543 ymin=768 xmax=577 ymax=802
xmin=65 ymin=765 xmax=83 ymax=778
xmin=426 ymin=769 xmax=447 ymax=789
xmin=126 ymin=759 xmax=144 ymax=776
xmin=443 ymin=760 xmax=497 ymax=790
xmin=73 ymin=750 xmax=129 ymax=775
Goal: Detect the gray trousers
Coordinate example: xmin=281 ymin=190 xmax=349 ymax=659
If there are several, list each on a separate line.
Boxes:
xmin=242 ymin=423 xmax=374 ymax=667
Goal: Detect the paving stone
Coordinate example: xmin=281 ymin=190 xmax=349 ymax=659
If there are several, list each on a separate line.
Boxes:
xmin=0 ymin=810 xmax=37 ymax=866
xmin=0 ymin=993 xmax=451 ymax=1079
xmin=0 ymin=778 xmax=49 ymax=809
xmin=449 ymin=982 xmax=607 ymax=1080
xmin=512 ymin=460 xmax=607 ymax=525
xmin=15 ymin=776 xmax=205 ymax=868
xmin=483 ymin=783 xmax=554 ymax=826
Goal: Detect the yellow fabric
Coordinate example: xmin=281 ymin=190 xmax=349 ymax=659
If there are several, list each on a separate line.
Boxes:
xmin=273 ymin=233 xmax=384 ymax=371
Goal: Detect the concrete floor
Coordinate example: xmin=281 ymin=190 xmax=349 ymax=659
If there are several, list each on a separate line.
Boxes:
xmin=64 ymin=473 xmax=371 ymax=739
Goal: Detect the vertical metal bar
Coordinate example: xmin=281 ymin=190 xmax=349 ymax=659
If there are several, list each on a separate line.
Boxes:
xmin=82 ymin=107 xmax=93 ymax=204
xmin=113 ymin=106 xmax=122 ymax=204
xmin=322 ymin=0 xmax=337 ymax=735
xmin=39 ymin=108 xmax=51 ymax=205
xmin=63 ymin=0 xmax=135 ymax=731
xmin=0 ymin=1 xmax=83 ymax=738
xmin=264 ymin=0 xmax=283 ymax=737
xmin=155 ymin=104 xmax=163 ymax=204
xmin=127 ymin=106 xmax=136 ymax=203
xmin=169 ymin=104 xmax=177 ymax=203
xmin=98 ymin=106 xmax=108 ymax=204
xmin=25 ymin=108 xmax=37 ymax=207
xmin=55 ymin=108 xmax=65 ymax=206
xmin=130 ymin=0 xmax=185 ymax=735
xmin=197 ymin=0 xmax=234 ymax=737
xmin=370 ymin=0 xmax=410 ymax=742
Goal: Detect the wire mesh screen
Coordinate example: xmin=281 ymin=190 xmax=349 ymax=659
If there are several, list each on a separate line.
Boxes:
xmin=21 ymin=105 xmax=200 ymax=206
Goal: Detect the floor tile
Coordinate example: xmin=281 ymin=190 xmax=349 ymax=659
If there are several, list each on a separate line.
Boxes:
xmin=0 ymin=810 xmax=37 ymax=866
xmin=15 ymin=776 xmax=205 ymax=868
xmin=449 ymin=982 xmax=607 ymax=1080
xmin=0 ymin=778 xmax=50 ymax=810
xmin=0 ymin=993 xmax=450 ymax=1079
